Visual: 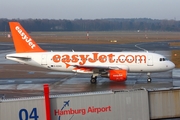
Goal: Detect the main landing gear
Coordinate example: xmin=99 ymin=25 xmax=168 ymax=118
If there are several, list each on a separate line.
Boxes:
xmin=90 ymin=73 xmax=152 ymax=83
xmin=147 ymin=72 xmax=152 ymax=82
xmin=90 ymin=74 xmax=98 ymax=84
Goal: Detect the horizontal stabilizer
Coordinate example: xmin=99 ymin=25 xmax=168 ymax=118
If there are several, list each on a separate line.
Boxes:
xmin=6 ymin=55 xmax=31 ymax=61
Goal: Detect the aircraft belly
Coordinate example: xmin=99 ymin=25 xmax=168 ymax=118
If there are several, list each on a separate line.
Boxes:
xmin=128 ymin=65 xmax=143 ymax=72
xmin=128 ymin=64 xmax=157 ymax=73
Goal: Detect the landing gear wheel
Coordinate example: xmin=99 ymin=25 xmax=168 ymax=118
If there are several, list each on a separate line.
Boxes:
xmin=147 ymin=78 xmax=152 ymax=82
xmin=90 ymin=78 xmax=97 ymax=84
xmin=90 ymin=76 xmax=97 ymax=84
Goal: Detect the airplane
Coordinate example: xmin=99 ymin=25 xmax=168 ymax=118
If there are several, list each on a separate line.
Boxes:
xmin=6 ymin=22 xmax=175 ymax=84
xmin=63 ymin=100 xmax=70 ymax=108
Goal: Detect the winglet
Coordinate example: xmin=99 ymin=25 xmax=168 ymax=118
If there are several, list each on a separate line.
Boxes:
xmin=9 ymin=22 xmax=45 ymax=53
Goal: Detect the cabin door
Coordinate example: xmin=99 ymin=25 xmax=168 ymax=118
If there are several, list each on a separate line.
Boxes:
xmin=147 ymin=55 xmax=153 ymax=66
xmin=41 ymin=54 xmax=47 ymax=65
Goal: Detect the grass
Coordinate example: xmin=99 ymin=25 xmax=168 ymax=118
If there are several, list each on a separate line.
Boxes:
xmin=1 ymin=31 xmax=180 ymax=44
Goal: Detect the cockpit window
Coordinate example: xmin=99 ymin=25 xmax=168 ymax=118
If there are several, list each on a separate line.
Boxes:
xmin=159 ymin=58 xmax=168 ymax=61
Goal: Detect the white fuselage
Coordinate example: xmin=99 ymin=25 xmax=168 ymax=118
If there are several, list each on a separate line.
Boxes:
xmin=6 ymin=51 xmax=175 ymax=73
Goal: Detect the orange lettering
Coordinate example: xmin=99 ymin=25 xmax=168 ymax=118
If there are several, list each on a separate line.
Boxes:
xmin=79 ymin=55 xmax=89 ymax=65
xmin=99 ymin=55 xmax=107 ymax=63
xmin=72 ymin=55 xmax=79 ymax=63
xmin=62 ymin=55 xmax=70 ymax=63
xmin=88 ymin=53 xmax=98 ymax=63
xmin=52 ymin=53 xmax=146 ymax=66
xmin=107 ymin=54 xmax=115 ymax=63
xmin=118 ymin=55 xmax=125 ymax=63
xmin=126 ymin=55 xmax=134 ymax=63
xmin=52 ymin=55 xmax=61 ymax=63
xmin=135 ymin=55 xmax=146 ymax=63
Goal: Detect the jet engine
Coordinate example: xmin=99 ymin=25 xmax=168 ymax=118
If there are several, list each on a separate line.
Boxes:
xmin=101 ymin=70 xmax=127 ymax=82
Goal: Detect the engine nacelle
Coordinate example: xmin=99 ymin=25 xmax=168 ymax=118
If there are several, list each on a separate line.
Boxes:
xmin=101 ymin=70 xmax=127 ymax=82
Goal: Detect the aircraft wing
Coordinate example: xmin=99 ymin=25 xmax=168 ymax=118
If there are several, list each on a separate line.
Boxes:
xmin=68 ymin=64 xmax=129 ymax=73
xmin=72 ymin=64 xmax=122 ymax=70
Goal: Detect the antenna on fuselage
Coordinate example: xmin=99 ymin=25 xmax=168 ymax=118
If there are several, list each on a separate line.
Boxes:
xmin=135 ymin=44 xmax=148 ymax=52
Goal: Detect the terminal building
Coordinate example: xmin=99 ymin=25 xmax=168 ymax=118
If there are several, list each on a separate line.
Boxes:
xmin=1 ymin=84 xmax=180 ymax=120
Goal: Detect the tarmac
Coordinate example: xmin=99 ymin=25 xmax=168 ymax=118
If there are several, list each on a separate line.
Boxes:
xmin=0 ymin=41 xmax=179 ymax=99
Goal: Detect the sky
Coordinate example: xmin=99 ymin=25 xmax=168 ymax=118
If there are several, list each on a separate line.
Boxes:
xmin=0 ymin=0 xmax=180 ymax=20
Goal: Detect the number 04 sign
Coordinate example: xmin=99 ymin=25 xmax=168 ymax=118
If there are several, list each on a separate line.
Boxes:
xmin=19 ymin=108 xmax=39 ymax=120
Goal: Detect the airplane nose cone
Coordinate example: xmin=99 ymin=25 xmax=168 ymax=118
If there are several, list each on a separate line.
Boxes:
xmin=169 ymin=61 xmax=175 ymax=69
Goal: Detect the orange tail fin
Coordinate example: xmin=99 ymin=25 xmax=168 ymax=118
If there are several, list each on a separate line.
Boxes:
xmin=9 ymin=22 xmax=45 ymax=53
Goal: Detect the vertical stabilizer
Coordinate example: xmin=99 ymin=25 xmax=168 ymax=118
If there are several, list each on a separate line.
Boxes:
xmin=9 ymin=22 xmax=45 ymax=53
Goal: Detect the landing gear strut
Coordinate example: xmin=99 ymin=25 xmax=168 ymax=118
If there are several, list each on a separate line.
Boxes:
xmin=90 ymin=75 xmax=97 ymax=84
xmin=147 ymin=73 xmax=152 ymax=82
